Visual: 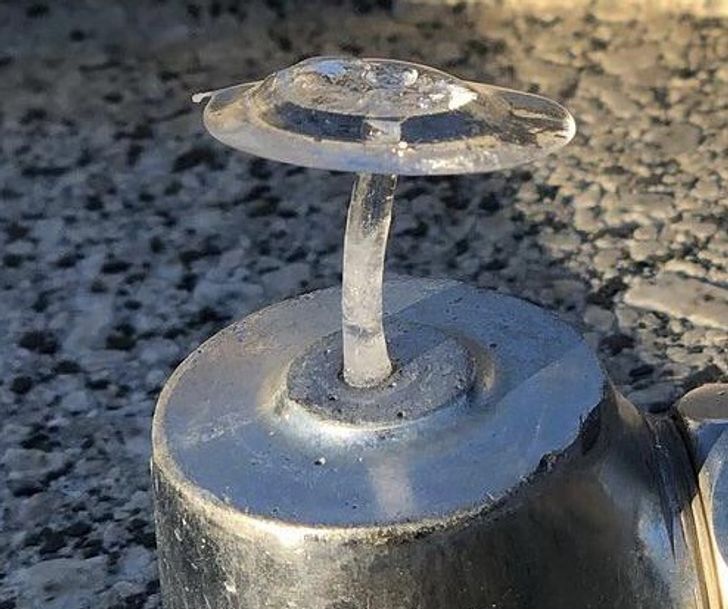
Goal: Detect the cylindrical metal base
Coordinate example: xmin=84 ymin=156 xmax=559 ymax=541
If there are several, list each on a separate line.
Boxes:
xmin=152 ymin=277 xmax=708 ymax=609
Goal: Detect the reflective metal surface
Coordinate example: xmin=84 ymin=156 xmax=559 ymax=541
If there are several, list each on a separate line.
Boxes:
xmin=677 ymin=384 xmax=728 ymax=607
xmin=152 ymin=277 xmax=712 ymax=609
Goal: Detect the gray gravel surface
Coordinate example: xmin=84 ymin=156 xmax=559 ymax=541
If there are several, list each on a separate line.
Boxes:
xmin=0 ymin=1 xmax=726 ymax=608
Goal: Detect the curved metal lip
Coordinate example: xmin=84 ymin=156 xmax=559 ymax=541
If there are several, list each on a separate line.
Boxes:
xmin=194 ymin=56 xmax=576 ymax=175
xmin=152 ymin=278 xmax=610 ymax=534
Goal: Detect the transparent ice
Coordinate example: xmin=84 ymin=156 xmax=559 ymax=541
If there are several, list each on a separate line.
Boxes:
xmin=342 ymin=173 xmax=397 ymax=387
xmin=195 ymin=57 xmax=576 ymax=387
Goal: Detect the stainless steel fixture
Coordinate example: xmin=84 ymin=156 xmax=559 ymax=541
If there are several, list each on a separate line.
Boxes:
xmin=152 ymin=57 xmax=728 ymax=609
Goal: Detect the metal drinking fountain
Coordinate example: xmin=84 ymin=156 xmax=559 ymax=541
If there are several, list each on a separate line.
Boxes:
xmin=152 ymin=57 xmax=728 ymax=609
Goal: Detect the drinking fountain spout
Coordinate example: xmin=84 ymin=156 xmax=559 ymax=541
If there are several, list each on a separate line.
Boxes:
xmin=152 ymin=56 xmax=727 ymax=609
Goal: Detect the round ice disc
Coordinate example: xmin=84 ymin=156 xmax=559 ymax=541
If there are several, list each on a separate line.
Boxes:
xmin=197 ymin=56 xmax=576 ymax=175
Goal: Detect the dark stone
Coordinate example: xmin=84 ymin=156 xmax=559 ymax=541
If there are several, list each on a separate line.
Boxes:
xmin=18 ymin=330 xmax=58 ymax=355
xmin=54 ymin=253 xmax=78 ymax=268
xmin=3 ymin=254 xmax=23 ymax=268
xmin=127 ymin=143 xmax=143 ymax=166
xmin=600 ymin=333 xmax=635 ymax=356
xmin=106 ymin=322 xmax=135 ymax=351
xmin=243 ymin=184 xmax=270 ymax=202
xmin=64 ymin=521 xmax=93 ymax=538
xmin=587 ymin=277 xmax=627 ymax=307
xmin=248 ymin=158 xmax=271 ymax=179
xmin=101 ymin=259 xmax=131 ymax=274
xmin=54 ymin=360 xmax=81 ymax=374
xmin=191 ymin=307 xmax=227 ymax=327
xmin=128 ymin=519 xmax=156 ymax=549
xmin=177 ymin=273 xmax=197 ymax=291
xmin=39 ymin=529 xmax=66 ymax=555
xmin=5 ymin=222 xmax=29 ymax=241
xmin=85 ymin=195 xmax=103 ymax=210
xmin=172 ymin=146 xmax=218 ymax=172
xmin=104 ymin=92 xmax=123 ymax=104
xmin=10 ymin=376 xmax=33 ymax=395
xmin=479 ymin=192 xmax=501 ymax=214
xmin=32 ymin=291 xmax=51 ymax=312
xmin=80 ymin=538 xmax=103 ymax=558
xmin=684 ymin=364 xmax=725 ymax=391
xmin=248 ymin=197 xmax=279 ymax=217
xmin=629 ymin=364 xmax=654 ymax=380
xmin=106 ymin=333 xmax=136 ymax=351
xmin=149 ymin=236 xmax=165 ymax=253
xmin=178 ymin=249 xmax=205 ymax=265
xmin=20 ymin=108 xmax=47 ymax=124
xmin=90 ymin=279 xmax=108 ymax=293
xmin=145 ymin=579 xmax=160 ymax=594
xmin=482 ymin=258 xmax=507 ymax=271
xmin=26 ymin=4 xmax=49 ymax=18
xmin=21 ymin=429 xmax=54 ymax=451
xmin=130 ymin=124 xmax=153 ymax=140
xmin=21 ymin=165 xmax=68 ymax=178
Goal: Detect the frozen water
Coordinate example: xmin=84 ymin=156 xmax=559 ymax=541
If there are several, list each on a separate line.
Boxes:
xmin=196 ymin=56 xmax=577 ymax=388
xmin=342 ymin=173 xmax=396 ymax=387
xmin=199 ymin=56 xmax=576 ymax=175
xmin=273 ymin=57 xmax=477 ymax=118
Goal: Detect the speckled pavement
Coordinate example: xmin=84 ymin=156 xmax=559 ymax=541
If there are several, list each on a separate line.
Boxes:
xmin=0 ymin=2 xmax=726 ymax=608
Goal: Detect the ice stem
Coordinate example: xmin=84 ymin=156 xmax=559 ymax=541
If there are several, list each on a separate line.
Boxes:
xmin=342 ymin=173 xmax=397 ymax=388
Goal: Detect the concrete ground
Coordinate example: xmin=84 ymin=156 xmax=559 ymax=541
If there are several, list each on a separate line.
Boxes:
xmin=0 ymin=1 xmax=725 ymax=607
